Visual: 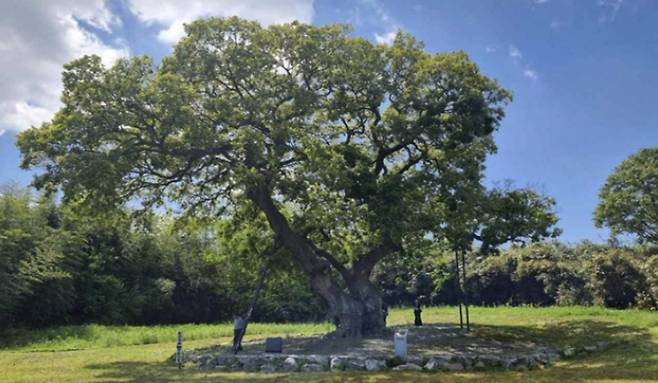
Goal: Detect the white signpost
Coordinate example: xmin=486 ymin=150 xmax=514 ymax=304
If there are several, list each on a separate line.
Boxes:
xmin=394 ymin=329 xmax=408 ymax=360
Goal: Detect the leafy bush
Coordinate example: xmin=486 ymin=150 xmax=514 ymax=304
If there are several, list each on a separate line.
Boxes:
xmin=375 ymin=241 xmax=655 ymax=311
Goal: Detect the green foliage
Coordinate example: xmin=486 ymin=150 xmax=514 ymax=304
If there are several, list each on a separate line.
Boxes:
xmin=16 ymin=17 xmax=529 ymax=267
xmin=0 ymin=186 xmax=324 ymax=328
xmin=15 ymin=19 xmax=567 ymax=333
xmin=0 ymin=187 xmax=75 ymax=326
xmin=464 ymin=242 xmax=657 ymax=310
xmin=0 ymin=186 xmax=37 ymax=325
xmin=589 ymin=249 xmax=651 ymax=309
xmin=374 ymin=241 xmax=657 ymax=311
xmin=373 ymin=240 xmax=454 ymax=306
xmin=475 ymin=184 xmax=562 ymax=254
xmin=595 ymin=147 xmax=658 ymax=243
xmin=468 ymin=242 xmax=590 ymax=306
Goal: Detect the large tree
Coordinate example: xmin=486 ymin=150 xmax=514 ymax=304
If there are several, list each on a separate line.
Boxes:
xmin=18 ymin=18 xmax=556 ymax=337
xmin=595 ymin=147 xmax=658 ymax=244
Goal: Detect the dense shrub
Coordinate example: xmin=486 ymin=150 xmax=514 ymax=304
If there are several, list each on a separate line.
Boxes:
xmin=0 ymin=188 xmax=324 ymax=328
xmin=589 ymin=249 xmax=655 ymax=309
xmin=374 ymin=241 xmax=656 ymax=311
xmin=1 ymin=186 xmax=655 ymax=329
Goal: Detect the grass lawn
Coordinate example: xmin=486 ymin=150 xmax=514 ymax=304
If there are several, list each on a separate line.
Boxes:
xmin=2 ymin=306 xmax=657 ymax=382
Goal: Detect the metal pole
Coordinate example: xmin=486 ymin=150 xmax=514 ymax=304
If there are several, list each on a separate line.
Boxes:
xmin=460 ymin=250 xmax=470 ymax=331
xmin=176 ymin=331 xmax=183 ymax=369
xmin=454 ymin=250 xmax=463 ymax=329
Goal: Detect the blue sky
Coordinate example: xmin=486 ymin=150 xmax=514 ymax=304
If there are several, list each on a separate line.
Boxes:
xmin=1 ymin=0 xmax=656 ymax=243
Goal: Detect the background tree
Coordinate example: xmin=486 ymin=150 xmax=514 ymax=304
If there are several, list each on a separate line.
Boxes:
xmin=18 ymin=17 xmax=557 ymax=337
xmin=475 ymin=184 xmax=562 ymax=254
xmin=595 ymin=147 xmax=658 ymax=244
xmin=0 ymin=186 xmax=38 ymax=325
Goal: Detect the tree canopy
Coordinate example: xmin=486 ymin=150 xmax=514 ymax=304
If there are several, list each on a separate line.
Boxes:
xmin=595 ymin=147 xmax=658 ymax=244
xmin=18 ymin=17 xmax=559 ymax=336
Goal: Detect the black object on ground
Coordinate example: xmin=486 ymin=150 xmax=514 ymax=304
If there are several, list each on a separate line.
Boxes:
xmin=265 ymin=337 xmax=283 ymax=353
xmin=413 ymin=300 xmax=423 ymax=326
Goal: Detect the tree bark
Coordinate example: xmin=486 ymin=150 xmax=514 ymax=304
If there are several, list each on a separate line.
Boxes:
xmin=247 ymin=184 xmax=388 ymax=337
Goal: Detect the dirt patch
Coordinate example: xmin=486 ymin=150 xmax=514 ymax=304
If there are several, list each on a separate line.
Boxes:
xmin=196 ymin=324 xmax=554 ymax=358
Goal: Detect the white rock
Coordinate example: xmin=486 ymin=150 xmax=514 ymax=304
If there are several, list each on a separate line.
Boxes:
xmin=424 ymin=358 xmax=441 ymax=371
xmin=283 ymin=356 xmax=299 ymax=372
xmin=424 ymin=356 xmax=451 ymax=371
xmin=302 ymin=363 xmax=325 ymax=372
xmin=393 ymin=363 xmax=423 ymax=371
xmin=260 ymin=363 xmax=277 ymax=373
xmin=343 ymin=358 xmax=366 ymax=371
xmin=365 ymin=358 xmax=386 ymax=371
xmin=562 ymin=347 xmax=576 ymax=358
xmin=306 ymin=354 xmax=330 ymax=367
xmin=330 ymin=357 xmax=344 ymax=371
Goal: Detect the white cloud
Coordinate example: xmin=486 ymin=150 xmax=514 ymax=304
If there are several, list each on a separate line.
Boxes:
xmin=0 ymin=0 xmax=314 ymax=134
xmin=0 ymin=1 xmax=128 ymax=133
xmin=507 ymin=44 xmax=540 ymax=81
xmin=508 ymin=45 xmax=523 ymax=60
xmin=375 ymin=30 xmax=397 ymax=45
xmin=550 ymin=20 xmax=562 ymax=29
xmin=126 ymin=0 xmax=315 ymax=44
xmin=485 ymin=45 xmax=498 ymax=53
xmin=598 ymin=0 xmax=624 ymax=22
xmin=523 ymin=69 xmax=539 ymax=80
xmin=357 ymin=0 xmax=402 ymax=46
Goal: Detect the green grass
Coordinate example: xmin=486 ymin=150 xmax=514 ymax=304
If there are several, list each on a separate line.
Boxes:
xmin=2 ymin=306 xmax=657 ymax=382
xmin=1 ymin=322 xmax=333 ymax=352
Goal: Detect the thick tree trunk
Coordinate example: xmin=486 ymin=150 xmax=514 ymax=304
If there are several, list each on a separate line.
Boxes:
xmin=248 ymin=184 xmax=387 ymax=338
xmin=346 ymin=274 xmax=386 ymax=335
xmin=332 ymin=275 xmax=386 ymax=337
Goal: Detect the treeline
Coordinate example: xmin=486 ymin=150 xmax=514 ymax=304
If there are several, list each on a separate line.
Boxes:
xmin=1 ymin=187 xmax=656 ymax=329
xmin=0 ymin=187 xmax=324 ymax=328
xmin=378 ymin=241 xmax=657 ymax=310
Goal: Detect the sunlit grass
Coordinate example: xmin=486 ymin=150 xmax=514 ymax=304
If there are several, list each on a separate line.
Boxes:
xmin=2 ymin=306 xmax=657 ymax=382
xmin=1 ymin=322 xmax=333 ymax=352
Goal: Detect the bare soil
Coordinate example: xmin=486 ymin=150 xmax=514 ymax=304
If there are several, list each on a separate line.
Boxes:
xmin=211 ymin=324 xmax=553 ymax=358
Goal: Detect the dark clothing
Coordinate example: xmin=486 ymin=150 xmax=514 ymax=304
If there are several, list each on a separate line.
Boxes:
xmin=332 ymin=315 xmax=341 ymax=329
xmin=413 ymin=301 xmax=423 ymax=326
xmin=414 ymin=309 xmax=423 ymax=326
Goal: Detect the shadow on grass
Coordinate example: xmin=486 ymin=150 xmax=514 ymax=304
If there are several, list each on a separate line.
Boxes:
xmin=82 ymin=319 xmax=658 ymax=383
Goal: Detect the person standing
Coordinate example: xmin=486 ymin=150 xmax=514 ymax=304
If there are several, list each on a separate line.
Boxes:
xmin=413 ymin=299 xmax=423 ymax=326
xmin=232 ymin=315 xmax=245 ymax=352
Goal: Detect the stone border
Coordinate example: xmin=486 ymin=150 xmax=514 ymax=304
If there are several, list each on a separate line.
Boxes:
xmin=181 ymin=341 xmax=609 ymax=373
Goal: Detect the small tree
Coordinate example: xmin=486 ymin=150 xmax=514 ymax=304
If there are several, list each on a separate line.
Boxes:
xmin=595 ymin=148 xmax=658 ymax=244
xmin=18 ymin=18 xmax=558 ymax=337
